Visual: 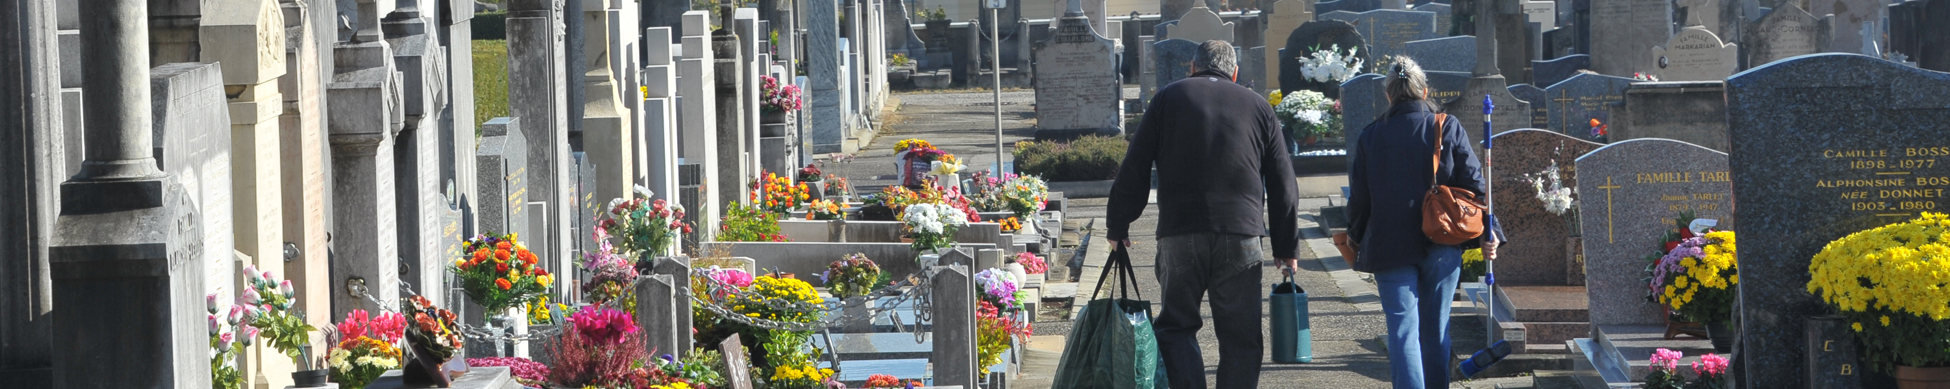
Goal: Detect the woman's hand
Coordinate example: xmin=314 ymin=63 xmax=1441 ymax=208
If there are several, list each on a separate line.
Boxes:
xmin=1482 ymin=236 xmax=1499 ymax=261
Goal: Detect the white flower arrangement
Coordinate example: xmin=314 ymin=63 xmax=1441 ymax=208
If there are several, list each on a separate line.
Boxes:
xmin=1526 ymin=160 xmax=1580 ymax=232
xmin=1274 ymin=90 xmax=1342 ymax=140
xmin=902 ymin=202 xmax=970 ymax=253
xmin=1298 ymin=44 xmax=1363 ymax=84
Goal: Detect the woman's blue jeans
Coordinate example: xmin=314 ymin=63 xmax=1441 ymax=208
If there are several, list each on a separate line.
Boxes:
xmin=1375 ymin=245 xmax=1462 ymax=389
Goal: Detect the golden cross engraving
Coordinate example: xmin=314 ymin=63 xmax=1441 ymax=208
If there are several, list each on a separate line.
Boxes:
xmin=1600 ymin=176 xmax=1622 ymax=243
xmin=1552 ymin=89 xmax=1576 ymax=134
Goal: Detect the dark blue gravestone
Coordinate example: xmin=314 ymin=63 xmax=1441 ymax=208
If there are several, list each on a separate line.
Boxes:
xmin=1338 ymin=73 xmax=1388 ymax=149
xmin=1726 ymin=54 xmax=1950 ymax=389
xmin=1280 ymin=20 xmax=1367 ymax=98
xmin=1152 ymin=39 xmax=1202 ymax=89
xmin=1531 ymin=54 xmax=1590 ymax=89
xmin=1314 ymin=0 xmax=1382 ymax=15
xmin=1421 ymin=70 xmax=1471 ymax=104
xmin=1319 ymin=9 xmax=1441 ymax=59
xmin=1507 ymin=83 xmax=1549 ymax=129
xmin=1403 ymin=35 xmax=1476 ymax=72
xmin=1411 ymin=2 xmax=1452 ymax=37
xmin=1541 ymin=72 xmax=1633 ymax=137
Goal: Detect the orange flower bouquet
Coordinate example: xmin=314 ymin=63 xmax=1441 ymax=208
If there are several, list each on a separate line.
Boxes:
xmin=451 ymin=233 xmax=554 ymax=313
xmin=753 ymin=172 xmax=812 ymax=215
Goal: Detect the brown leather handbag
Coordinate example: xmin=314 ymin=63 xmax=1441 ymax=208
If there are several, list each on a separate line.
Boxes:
xmin=1332 ymin=231 xmax=1359 ymax=269
xmin=1421 ymin=114 xmax=1488 ymax=245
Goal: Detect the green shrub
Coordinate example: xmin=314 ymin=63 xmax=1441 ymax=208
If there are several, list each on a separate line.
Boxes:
xmin=1013 ymin=135 xmax=1127 ymax=182
xmin=473 ymin=39 xmax=509 ymax=136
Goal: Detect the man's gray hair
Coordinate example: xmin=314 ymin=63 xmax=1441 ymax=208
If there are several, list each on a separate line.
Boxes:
xmin=1192 ymin=40 xmax=1237 ymax=76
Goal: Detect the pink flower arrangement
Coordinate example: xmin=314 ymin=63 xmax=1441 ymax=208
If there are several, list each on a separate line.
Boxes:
xmin=336 ymin=309 xmax=406 ymax=344
xmin=468 ymin=357 xmax=551 ymax=384
xmin=1650 ymin=348 xmax=1683 ymax=371
xmin=1015 ymin=252 xmax=1048 ymax=274
xmin=710 ymin=267 xmax=755 ymax=288
xmin=568 ymin=306 xmax=639 ymax=345
xmin=1692 ymin=353 xmax=1729 ymax=377
xmin=760 ymin=75 xmax=803 ymax=112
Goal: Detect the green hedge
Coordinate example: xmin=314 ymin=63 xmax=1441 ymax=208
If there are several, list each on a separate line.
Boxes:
xmin=473 ymin=39 xmax=508 ymax=134
xmin=473 ymin=11 xmax=507 ymax=40
xmin=1013 ymin=136 xmax=1128 ymax=182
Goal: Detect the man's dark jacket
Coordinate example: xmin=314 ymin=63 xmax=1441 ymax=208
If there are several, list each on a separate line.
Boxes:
xmin=1108 ymin=69 xmax=1301 ymax=260
xmin=1345 ymin=101 xmax=1493 ymax=273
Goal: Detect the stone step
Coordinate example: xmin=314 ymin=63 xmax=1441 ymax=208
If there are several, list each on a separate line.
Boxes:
xmin=1588 ymin=324 xmax=1716 ymax=383
xmin=1499 ymin=285 xmax=1590 ymax=322
xmin=1518 ymin=322 xmax=1589 ymax=354
xmin=1531 ymin=370 xmax=1608 ymax=389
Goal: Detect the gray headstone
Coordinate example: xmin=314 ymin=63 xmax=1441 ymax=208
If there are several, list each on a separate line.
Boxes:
xmin=1168 ymin=6 xmax=1234 ymax=43
xmin=1588 ymin=0 xmax=1672 ymax=76
xmin=1541 ymin=72 xmax=1633 ymax=139
xmin=1616 ymin=81 xmax=1727 ymax=152
xmin=1411 ymin=2 xmax=1451 ymax=38
xmin=929 ymin=265 xmax=978 ymax=389
xmin=636 ymin=274 xmax=679 ymax=356
xmin=1808 ymin=0 xmax=1876 ymax=55
xmin=1403 ymin=35 xmax=1476 ymax=73
xmin=652 ymin=256 xmax=694 ymax=355
xmin=1574 ymin=139 xmax=1731 ymax=327
xmin=1725 ymin=53 xmax=1950 ymax=388
xmin=1313 ymin=0 xmax=1381 ymax=15
xmin=1650 ymin=26 xmax=1738 ymax=82
xmin=1486 ymin=129 xmax=1603 ymax=286
xmin=574 ymin=153 xmax=601 ymax=261
xmin=1529 ymin=54 xmax=1590 ymax=88
xmin=149 ymin=62 xmax=237 ymax=294
xmin=1152 ymin=38 xmax=1201 ymax=87
xmin=1035 ymin=13 xmax=1123 ymax=134
xmin=1507 ymin=83 xmax=1548 ymax=129
xmin=1318 ymin=9 xmax=1439 ymax=59
xmin=1279 ymin=20 xmax=1366 ymax=98
xmin=1887 ymin=0 xmax=1950 ymax=73
xmin=807 ymin=0 xmax=843 ymax=153
xmin=507 ymin=9 xmax=574 ymax=287
xmin=475 ymin=117 xmax=529 ymax=238
xmin=1742 ymin=3 xmax=1830 ymax=68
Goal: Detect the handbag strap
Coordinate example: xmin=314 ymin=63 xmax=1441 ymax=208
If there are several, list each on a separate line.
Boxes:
xmin=1429 ymin=113 xmax=1449 ymax=189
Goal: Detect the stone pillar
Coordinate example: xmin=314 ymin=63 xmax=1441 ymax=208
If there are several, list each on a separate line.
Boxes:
xmin=327 ymin=4 xmax=404 ymax=318
xmin=582 ymin=0 xmax=636 ymax=205
xmin=507 ymin=0 xmax=574 ymax=281
xmin=930 ymin=265 xmax=978 ymax=389
xmin=678 ymin=10 xmax=722 ymax=243
xmin=383 ymin=6 xmax=455 ymax=305
xmin=440 ymin=0 xmax=480 ymax=239
xmin=807 ymin=0 xmax=843 ymax=153
xmin=274 ymin=0 xmax=333 ymax=352
xmin=49 ymin=0 xmax=210 ymax=385
xmin=734 ymin=8 xmax=763 ymax=180
xmin=642 ymin=27 xmax=680 ymax=204
xmin=652 ymin=256 xmax=694 ymax=355
xmin=475 ymin=118 xmax=530 ymax=240
xmin=0 ymin=0 xmax=64 ymax=382
xmin=636 ymin=274 xmax=680 ymax=355
xmin=715 ymin=4 xmax=752 ymax=209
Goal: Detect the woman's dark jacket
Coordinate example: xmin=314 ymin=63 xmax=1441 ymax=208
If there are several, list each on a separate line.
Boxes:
xmin=1345 ymin=100 xmax=1500 ymax=273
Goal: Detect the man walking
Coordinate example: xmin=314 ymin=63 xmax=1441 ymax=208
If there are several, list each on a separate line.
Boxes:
xmin=1107 ymin=40 xmax=1301 ymax=389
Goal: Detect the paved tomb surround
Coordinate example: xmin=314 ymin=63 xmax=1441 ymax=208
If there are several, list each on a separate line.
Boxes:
xmin=1725 ymin=53 xmax=1950 ymax=388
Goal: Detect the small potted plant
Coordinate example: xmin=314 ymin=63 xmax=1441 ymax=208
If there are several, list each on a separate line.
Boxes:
xmin=1650 ymin=229 xmax=1738 ymax=352
xmin=580 ymin=227 xmax=639 ymax=309
xmin=760 ymin=75 xmax=802 ymax=129
xmin=798 ymin=164 xmax=825 ymax=200
xmin=822 ymin=253 xmax=882 ymax=301
xmin=400 ymin=295 xmax=465 ymax=385
xmin=719 ymin=201 xmax=789 ymax=242
xmin=754 ymin=172 xmax=812 ymax=216
xmin=1274 ymin=89 xmax=1342 ymax=146
xmin=602 ymin=194 xmax=692 ymax=271
xmin=901 ymin=202 xmax=969 ymax=255
xmin=325 ymin=309 xmax=405 ymax=389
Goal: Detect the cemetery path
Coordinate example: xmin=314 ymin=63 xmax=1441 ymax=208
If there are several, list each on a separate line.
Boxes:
xmin=844 ymin=90 xmax=1537 ymax=388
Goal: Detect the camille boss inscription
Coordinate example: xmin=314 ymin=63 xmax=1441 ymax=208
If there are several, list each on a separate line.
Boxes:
xmin=1818 ymin=146 xmax=1950 ymax=217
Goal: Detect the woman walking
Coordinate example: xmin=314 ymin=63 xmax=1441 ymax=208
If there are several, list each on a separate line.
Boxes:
xmin=1345 ymin=57 xmax=1502 ymax=389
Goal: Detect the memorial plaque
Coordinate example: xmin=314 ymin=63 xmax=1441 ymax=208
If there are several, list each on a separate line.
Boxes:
xmin=1542 ymin=72 xmax=1633 ymax=138
xmin=1651 ymin=26 xmax=1738 ymax=82
xmin=1404 ymin=35 xmax=1475 ymax=73
xmin=721 ymin=334 xmax=754 ymax=389
xmin=1035 ymin=14 xmax=1122 ymax=133
xmin=1726 ymin=54 xmax=1950 ymax=388
xmin=1488 ymin=129 xmax=1603 ymax=285
xmin=1280 ymin=20 xmax=1366 ymax=98
xmin=1263 ymin=0 xmax=1317 ymax=92
xmin=1529 ymin=54 xmax=1589 ymax=89
xmin=1319 ymin=9 xmax=1440 ymax=59
xmin=1743 ymin=3 xmax=1829 ymax=67
xmin=1523 ymin=0 xmax=1556 ymax=31
xmin=1575 ymin=138 xmax=1732 ymax=326
xmin=1588 ymin=0 xmax=1671 ymax=76
xmin=1507 ymin=83 xmax=1549 ymax=129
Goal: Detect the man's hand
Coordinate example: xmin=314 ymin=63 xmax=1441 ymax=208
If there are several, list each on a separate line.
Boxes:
xmin=1110 ymin=239 xmax=1135 ymax=250
xmin=1278 ymin=258 xmax=1299 ymax=276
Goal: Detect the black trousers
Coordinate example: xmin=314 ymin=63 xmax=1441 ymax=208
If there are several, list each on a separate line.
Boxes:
xmin=1154 ymin=233 xmax=1264 ymax=389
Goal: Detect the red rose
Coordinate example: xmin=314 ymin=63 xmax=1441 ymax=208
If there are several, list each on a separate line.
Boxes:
xmin=496 ymin=262 xmax=508 ymax=272
xmin=495 ymin=279 xmax=512 ymax=290
xmin=1664 ymin=241 xmax=1681 ymax=252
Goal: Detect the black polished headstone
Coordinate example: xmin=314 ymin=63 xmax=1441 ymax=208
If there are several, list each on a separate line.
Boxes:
xmin=1727 ymin=53 xmax=1950 ymax=388
xmin=1280 ymin=20 xmax=1367 ymax=98
xmin=1804 ymin=316 xmax=1867 ymax=389
xmin=1531 ymin=54 xmax=1590 ymax=88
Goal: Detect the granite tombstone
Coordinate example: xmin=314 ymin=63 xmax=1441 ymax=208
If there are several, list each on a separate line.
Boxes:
xmin=1280 ymin=20 xmax=1366 ymax=98
xmin=1340 ymin=70 xmax=1470 ymax=156
xmin=1651 ymin=26 xmax=1737 ymax=82
xmin=1152 ymin=38 xmax=1202 ymax=88
xmin=1616 ymin=81 xmax=1728 ymax=152
xmin=1264 ymin=0 xmax=1317 ymax=92
xmin=1319 ymin=9 xmax=1440 ymax=59
xmin=1529 ymin=54 xmax=1589 ymax=89
xmin=1742 ymin=3 xmax=1830 ymax=68
xmin=1488 ymin=129 xmax=1603 ymax=285
xmin=1725 ymin=54 xmax=1950 ymax=388
xmin=1575 ymin=138 xmax=1732 ymax=327
xmin=1542 ymin=72 xmax=1633 ymax=140
xmin=1587 ymin=0 xmax=1671 ymax=76
xmin=475 ymin=117 xmax=529 ymax=238
xmin=1411 ymin=2 xmax=1451 ymax=38
xmin=1404 ymin=35 xmax=1475 ymax=73
xmin=1507 ymin=83 xmax=1549 ymax=129
xmin=1314 ymin=0 xmax=1381 ymax=15
xmin=1034 ymin=7 xmax=1123 ymax=137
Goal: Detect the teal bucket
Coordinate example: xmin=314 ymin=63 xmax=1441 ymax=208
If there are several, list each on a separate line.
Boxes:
xmin=1271 ymin=275 xmax=1312 ymax=363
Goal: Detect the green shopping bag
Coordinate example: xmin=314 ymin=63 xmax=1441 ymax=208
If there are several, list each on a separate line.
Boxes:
xmin=1051 ymin=247 xmax=1168 ymax=389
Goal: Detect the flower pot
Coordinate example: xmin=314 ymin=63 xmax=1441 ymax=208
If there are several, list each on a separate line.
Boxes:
xmin=1005 ymin=263 xmax=1028 ymax=288
xmin=760 ymin=123 xmax=788 ymax=137
xmin=290 ymin=369 xmax=330 ymax=388
xmin=1704 ymin=320 xmax=1735 ymax=353
xmin=1302 ymin=135 xmax=1319 ymax=145
xmin=1662 ymin=306 xmax=1707 ymax=340
xmin=762 ymin=110 xmax=790 ymax=124
xmin=1896 ymin=366 xmax=1950 ymax=389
